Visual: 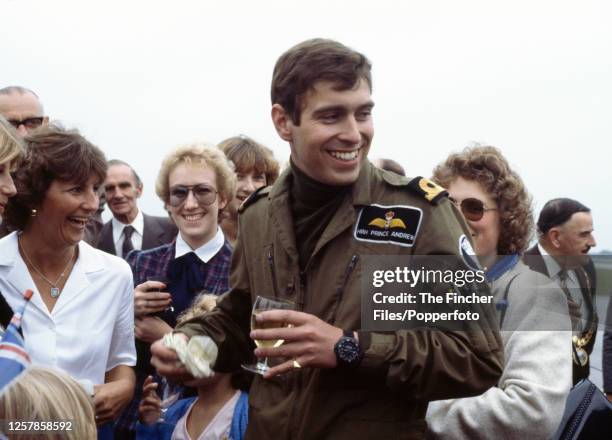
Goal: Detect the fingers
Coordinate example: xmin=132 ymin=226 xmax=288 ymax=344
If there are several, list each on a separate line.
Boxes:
xmin=250 ymin=326 xmax=300 ymax=344
xmin=135 ymin=296 xmax=172 ymax=316
xmin=254 ymin=341 xmax=308 ymax=359
xmin=150 ymin=337 xmax=194 ymax=380
xmin=255 ymin=309 xmax=308 ymax=326
xmin=263 ymin=357 xmax=303 ymax=378
xmin=136 ymin=280 xmax=167 ymax=292
xmin=142 ymin=375 xmax=158 ymax=397
xmin=134 ymin=284 xmax=172 ymax=316
xmin=138 ymin=397 xmax=162 ymax=425
xmin=151 ymin=339 xmax=180 ymax=361
xmin=141 ymin=395 xmax=162 ymax=408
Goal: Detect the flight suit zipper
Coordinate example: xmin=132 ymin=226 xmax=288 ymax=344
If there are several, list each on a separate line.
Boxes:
xmin=330 ymin=254 xmax=359 ymax=324
xmin=267 ymin=248 xmax=279 ymax=298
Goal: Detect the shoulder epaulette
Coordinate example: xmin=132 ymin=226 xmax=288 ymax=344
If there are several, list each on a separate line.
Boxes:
xmin=238 ymin=185 xmax=272 ymax=213
xmin=406 ymin=176 xmax=448 ymax=205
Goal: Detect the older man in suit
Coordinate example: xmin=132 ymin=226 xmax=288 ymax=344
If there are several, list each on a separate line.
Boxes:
xmin=97 ymin=160 xmax=176 ymax=258
xmin=524 ymin=197 xmax=598 ymax=384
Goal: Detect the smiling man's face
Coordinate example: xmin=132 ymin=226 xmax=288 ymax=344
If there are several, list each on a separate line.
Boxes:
xmin=273 ymin=79 xmax=374 ymax=186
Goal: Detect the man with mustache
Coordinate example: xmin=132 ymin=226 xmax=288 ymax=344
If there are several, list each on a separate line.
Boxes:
xmin=524 ymin=198 xmax=598 ymax=384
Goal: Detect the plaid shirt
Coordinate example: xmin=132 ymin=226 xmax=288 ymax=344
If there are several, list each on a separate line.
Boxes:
xmin=114 ymin=238 xmax=232 ymax=439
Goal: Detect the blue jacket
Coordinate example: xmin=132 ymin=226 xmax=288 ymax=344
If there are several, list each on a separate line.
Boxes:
xmin=136 ymin=391 xmax=248 ymax=440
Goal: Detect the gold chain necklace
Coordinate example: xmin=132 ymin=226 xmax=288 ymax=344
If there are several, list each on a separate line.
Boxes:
xmin=18 ymin=236 xmax=75 ymax=298
xmin=570 ymin=266 xmax=595 ymax=367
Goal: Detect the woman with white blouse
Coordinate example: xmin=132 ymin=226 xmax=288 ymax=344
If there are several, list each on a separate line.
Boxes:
xmin=0 ymin=125 xmax=136 ymax=438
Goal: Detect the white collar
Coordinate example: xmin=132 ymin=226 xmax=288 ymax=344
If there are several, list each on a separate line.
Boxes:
xmin=0 ymin=232 xmax=107 ymax=316
xmin=538 ymin=242 xmax=565 ymax=278
xmin=111 ymin=209 xmax=144 ymax=241
xmin=0 ymin=231 xmax=104 ymax=273
xmin=174 ymin=227 xmax=225 ymax=263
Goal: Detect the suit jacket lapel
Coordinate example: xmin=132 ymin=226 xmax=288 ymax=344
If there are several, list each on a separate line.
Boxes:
xmin=142 ymin=214 xmax=164 ymax=250
xmin=97 ymin=222 xmax=116 ymax=255
xmin=523 ymin=245 xmax=549 ymax=277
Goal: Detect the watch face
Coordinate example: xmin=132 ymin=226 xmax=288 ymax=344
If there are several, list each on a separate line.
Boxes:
xmin=337 ymin=337 xmax=360 ymax=363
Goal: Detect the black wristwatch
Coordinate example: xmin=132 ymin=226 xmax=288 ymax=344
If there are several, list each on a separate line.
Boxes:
xmin=334 ymin=330 xmax=363 ymax=368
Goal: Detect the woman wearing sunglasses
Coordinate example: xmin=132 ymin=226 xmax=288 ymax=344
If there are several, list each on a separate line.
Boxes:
xmin=114 ymin=143 xmax=236 ymax=439
xmin=426 ymin=145 xmax=572 ymax=439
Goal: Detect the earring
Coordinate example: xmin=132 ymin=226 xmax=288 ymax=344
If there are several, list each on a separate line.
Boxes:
xmin=30 ymin=209 xmax=37 ymax=217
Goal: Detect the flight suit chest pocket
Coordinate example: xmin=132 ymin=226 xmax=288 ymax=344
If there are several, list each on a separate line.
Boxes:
xmin=262 ymin=244 xmax=295 ymax=301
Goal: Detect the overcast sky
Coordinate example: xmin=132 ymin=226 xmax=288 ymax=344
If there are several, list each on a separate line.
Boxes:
xmin=2 ymin=0 xmax=611 ymax=250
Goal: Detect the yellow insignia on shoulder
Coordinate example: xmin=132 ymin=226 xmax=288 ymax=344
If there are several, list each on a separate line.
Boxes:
xmin=407 ymin=176 xmax=448 ymax=205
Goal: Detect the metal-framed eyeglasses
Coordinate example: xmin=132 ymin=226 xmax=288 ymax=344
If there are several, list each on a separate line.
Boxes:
xmin=449 ymin=197 xmax=498 ymax=221
xmin=168 ymin=184 xmax=218 ymax=207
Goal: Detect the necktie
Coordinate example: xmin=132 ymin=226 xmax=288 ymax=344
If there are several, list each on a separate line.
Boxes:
xmin=122 ymin=225 xmax=135 ymax=258
xmin=559 ymin=269 xmax=582 ymax=332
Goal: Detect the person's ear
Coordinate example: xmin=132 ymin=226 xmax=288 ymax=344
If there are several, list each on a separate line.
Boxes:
xmin=271 ymin=104 xmax=293 ymax=143
xmin=549 ymin=228 xmax=562 ymax=248
xmin=218 ymin=195 xmax=228 ymax=211
xmin=136 ymin=183 xmax=143 ymax=198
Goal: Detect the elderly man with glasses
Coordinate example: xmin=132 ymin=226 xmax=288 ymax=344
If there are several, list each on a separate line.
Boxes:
xmin=0 ymin=86 xmax=48 ymax=137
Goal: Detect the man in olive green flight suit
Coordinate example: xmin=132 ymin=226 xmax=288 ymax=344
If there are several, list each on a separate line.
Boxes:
xmin=151 ymin=38 xmax=503 ymax=440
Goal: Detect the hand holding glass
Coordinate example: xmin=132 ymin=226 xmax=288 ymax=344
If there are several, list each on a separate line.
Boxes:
xmin=242 ymin=296 xmax=295 ymax=375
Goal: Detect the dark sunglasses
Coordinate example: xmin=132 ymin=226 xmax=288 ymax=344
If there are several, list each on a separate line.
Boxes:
xmin=7 ymin=117 xmax=45 ymax=130
xmin=168 ymin=184 xmax=217 ymax=207
xmin=449 ymin=197 xmax=497 ymax=221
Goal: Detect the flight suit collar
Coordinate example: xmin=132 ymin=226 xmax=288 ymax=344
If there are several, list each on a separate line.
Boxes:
xmin=351 ymin=160 xmax=378 ymax=207
xmin=267 ymin=162 xmax=377 ymax=268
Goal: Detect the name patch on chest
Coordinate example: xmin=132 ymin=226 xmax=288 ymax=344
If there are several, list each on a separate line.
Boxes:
xmin=354 ymin=204 xmax=423 ymax=247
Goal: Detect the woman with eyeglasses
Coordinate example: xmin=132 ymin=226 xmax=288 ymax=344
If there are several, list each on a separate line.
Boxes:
xmin=1 ymin=125 xmax=136 ymax=439
xmin=426 ymin=145 xmax=572 ymax=439
xmin=114 ymin=143 xmax=236 ymax=439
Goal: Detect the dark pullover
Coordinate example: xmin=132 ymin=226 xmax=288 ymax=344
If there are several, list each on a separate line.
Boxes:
xmin=290 ymin=161 xmax=351 ymax=270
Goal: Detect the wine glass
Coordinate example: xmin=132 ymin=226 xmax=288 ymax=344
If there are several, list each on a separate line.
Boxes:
xmin=242 ymin=296 xmax=295 ymax=375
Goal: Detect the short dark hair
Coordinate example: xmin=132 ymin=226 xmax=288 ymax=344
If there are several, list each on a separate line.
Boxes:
xmin=4 ymin=124 xmax=107 ymax=230
xmin=537 ymin=198 xmax=591 ymax=235
xmin=107 ymin=159 xmax=143 ymax=187
xmin=271 ymin=38 xmax=372 ymax=125
xmin=218 ymin=135 xmax=280 ymax=185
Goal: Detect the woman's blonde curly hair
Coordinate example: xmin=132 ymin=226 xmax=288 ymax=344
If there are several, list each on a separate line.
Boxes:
xmin=432 ymin=145 xmax=534 ymax=255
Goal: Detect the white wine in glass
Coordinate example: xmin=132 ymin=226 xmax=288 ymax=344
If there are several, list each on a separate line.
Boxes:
xmin=242 ymin=296 xmax=294 ymax=375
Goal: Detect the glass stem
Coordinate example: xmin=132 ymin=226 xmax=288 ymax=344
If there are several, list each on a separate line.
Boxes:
xmin=257 ymin=357 xmax=269 ymax=372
